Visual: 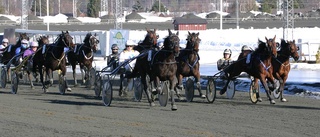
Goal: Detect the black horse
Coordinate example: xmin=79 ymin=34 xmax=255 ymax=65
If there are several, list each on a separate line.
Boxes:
xmin=36 ymin=31 xmax=74 ymax=93
xmin=67 ymin=32 xmax=99 ymax=87
xmin=1 ymin=33 xmax=29 ymax=65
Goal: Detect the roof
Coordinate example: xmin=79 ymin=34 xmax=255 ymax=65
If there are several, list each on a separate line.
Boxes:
xmin=125 ymin=12 xmax=145 ymax=20
xmin=173 ymin=17 xmax=207 ymax=25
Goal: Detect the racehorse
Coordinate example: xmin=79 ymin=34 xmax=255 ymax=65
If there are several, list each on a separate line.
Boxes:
xmin=176 ymin=31 xmax=202 ymax=99
xmin=120 ymin=28 xmax=158 ymax=96
xmin=37 ymin=31 xmax=74 ymax=93
xmin=271 ymin=39 xmax=299 ymax=102
xmin=222 ymin=36 xmax=278 ymax=104
xmin=150 ymin=29 xmax=180 ymax=110
xmin=67 ymin=32 xmax=98 ymax=87
xmin=21 ymin=35 xmax=50 ymax=89
xmin=1 ymin=33 xmax=29 ymax=65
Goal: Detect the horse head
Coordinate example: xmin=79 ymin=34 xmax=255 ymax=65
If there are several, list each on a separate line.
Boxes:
xmin=265 ymin=35 xmax=278 ymax=57
xmin=37 ymin=35 xmax=50 ymax=47
xmin=145 ymin=28 xmax=158 ymax=46
xmin=84 ymin=32 xmax=99 ymax=53
xmin=16 ymin=33 xmax=30 ymax=47
xmin=186 ymin=31 xmax=200 ymax=52
xmin=164 ymin=29 xmax=180 ymax=57
xmin=59 ymin=31 xmax=74 ymax=48
xmin=280 ymin=39 xmax=299 ymax=61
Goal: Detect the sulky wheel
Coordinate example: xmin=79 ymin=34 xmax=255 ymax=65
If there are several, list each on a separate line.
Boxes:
xmin=226 ymin=80 xmax=235 ymax=99
xmin=58 ymin=75 xmax=66 ymax=95
xmin=158 ymin=81 xmax=169 ymax=107
xmin=273 ymin=80 xmax=281 ymax=99
xmin=134 ymin=77 xmax=143 ymax=102
xmin=94 ymin=74 xmax=102 ymax=97
xmin=206 ymin=78 xmax=216 ymax=103
xmin=249 ymin=81 xmax=259 ymax=104
xmin=11 ymin=72 xmax=19 ymax=94
xmin=185 ymin=78 xmax=194 ymax=102
xmin=86 ymin=67 xmax=96 ymax=89
xmin=101 ymin=80 xmax=113 ymax=106
xmin=1 ymin=67 xmax=7 ymax=88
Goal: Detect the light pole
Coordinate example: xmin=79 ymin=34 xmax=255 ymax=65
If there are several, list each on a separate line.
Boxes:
xmin=47 ymin=0 xmax=49 ymax=31
xmin=159 ymin=0 xmax=161 ymax=13
xmin=236 ymin=0 xmax=239 ymax=29
xmin=220 ymin=0 xmax=223 ymax=30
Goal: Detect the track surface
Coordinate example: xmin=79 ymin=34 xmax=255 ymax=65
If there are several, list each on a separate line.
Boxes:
xmin=0 ymin=73 xmax=319 ymax=137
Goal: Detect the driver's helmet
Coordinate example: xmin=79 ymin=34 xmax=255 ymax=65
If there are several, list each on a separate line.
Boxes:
xmin=2 ymin=38 xmax=9 ymax=43
xmin=241 ymin=45 xmax=250 ymax=51
xmin=223 ymin=48 xmax=232 ymax=55
xmin=21 ymin=39 xmax=29 ymax=49
xmin=111 ymin=44 xmax=118 ymax=49
xmin=30 ymin=41 xmax=39 ymax=47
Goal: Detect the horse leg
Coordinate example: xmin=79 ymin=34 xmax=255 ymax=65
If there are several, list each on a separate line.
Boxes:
xmin=72 ymin=63 xmax=78 ymax=87
xmin=194 ymin=73 xmax=205 ymax=98
xmin=61 ymin=66 xmax=71 ymax=92
xmin=118 ymin=74 xmax=127 ymax=96
xmin=170 ymin=77 xmax=177 ymax=111
xmin=27 ymin=71 xmax=34 ymax=89
xmin=280 ymin=76 xmax=288 ymax=102
xmin=253 ymin=78 xmax=262 ymax=102
xmin=174 ymin=74 xmax=183 ymax=99
xmin=262 ymin=77 xmax=276 ymax=104
xmin=80 ymin=65 xmax=86 ymax=85
xmin=142 ymin=73 xmax=155 ymax=106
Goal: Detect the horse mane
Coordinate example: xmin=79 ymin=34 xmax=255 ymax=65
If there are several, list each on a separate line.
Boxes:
xmin=83 ymin=33 xmax=92 ymax=43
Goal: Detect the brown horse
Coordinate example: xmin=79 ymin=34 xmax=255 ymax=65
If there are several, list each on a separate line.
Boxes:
xmin=39 ymin=31 xmax=74 ymax=93
xmin=270 ymin=39 xmax=299 ymax=102
xmin=151 ymin=29 xmax=180 ymax=110
xmin=222 ymin=36 xmax=278 ymax=104
xmin=176 ymin=31 xmax=202 ymax=99
xmin=67 ymin=32 xmax=98 ymax=87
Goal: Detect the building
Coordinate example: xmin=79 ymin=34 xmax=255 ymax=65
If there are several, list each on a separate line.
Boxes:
xmin=173 ymin=14 xmax=207 ymax=30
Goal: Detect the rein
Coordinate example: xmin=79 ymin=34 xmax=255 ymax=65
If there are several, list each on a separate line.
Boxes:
xmin=50 ymin=52 xmax=65 ymax=66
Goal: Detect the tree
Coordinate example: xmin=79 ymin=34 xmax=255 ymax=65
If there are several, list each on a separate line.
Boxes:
xmin=150 ymin=0 xmax=167 ymax=13
xmin=87 ymin=0 xmax=100 ymax=17
xmin=0 ymin=5 xmax=5 ymax=14
xmin=260 ymin=0 xmax=277 ymax=13
xmin=132 ymin=0 xmax=144 ymax=12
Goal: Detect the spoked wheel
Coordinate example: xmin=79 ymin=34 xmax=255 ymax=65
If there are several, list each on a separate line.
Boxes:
xmin=101 ymin=80 xmax=113 ymax=106
xmin=86 ymin=68 xmax=96 ymax=89
xmin=134 ymin=77 xmax=143 ymax=102
xmin=1 ymin=67 xmax=7 ymax=88
xmin=206 ymin=78 xmax=216 ymax=103
xmin=11 ymin=72 xmax=19 ymax=94
xmin=59 ymin=75 xmax=66 ymax=95
xmin=158 ymin=81 xmax=169 ymax=107
xmin=226 ymin=80 xmax=235 ymax=99
xmin=94 ymin=74 xmax=102 ymax=97
xmin=249 ymin=81 xmax=260 ymax=104
xmin=273 ymin=80 xmax=281 ymax=99
xmin=185 ymin=78 xmax=194 ymax=102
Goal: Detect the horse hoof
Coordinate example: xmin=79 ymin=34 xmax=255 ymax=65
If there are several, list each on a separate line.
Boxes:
xmin=171 ymin=105 xmax=178 ymax=111
xmin=200 ymin=94 xmax=206 ymax=98
xmin=150 ymin=102 xmax=156 ymax=107
xmin=31 ymin=86 xmax=35 ymax=89
xmin=257 ymin=98 xmax=262 ymax=102
xmin=67 ymin=88 xmax=72 ymax=92
xmin=178 ymin=96 xmax=185 ymax=101
xmin=270 ymin=100 xmax=276 ymax=104
xmin=220 ymin=89 xmax=226 ymax=95
xmin=281 ymin=98 xmax=287 ymax=102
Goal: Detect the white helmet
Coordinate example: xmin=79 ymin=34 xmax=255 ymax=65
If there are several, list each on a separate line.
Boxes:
xmin=242 ymin=45 xmax=250 ymax=51
xmin=2 ymin=38 xmax=9 ymax=43
xmin=126 ymin=39 xmax=137 ymax=46
xmin=30 ymin=41 xmax=39 ymax=47
xmin=223 ymin=49 xmax=232 ymax=54
xmin=21 ymin=39 xmax=28 ymax=44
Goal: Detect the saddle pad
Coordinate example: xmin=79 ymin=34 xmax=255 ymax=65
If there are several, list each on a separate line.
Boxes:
xmin=42 ymin=45 xmax=46 ymax=54
xmin=8 ymin=45 xmax=12 ymax=52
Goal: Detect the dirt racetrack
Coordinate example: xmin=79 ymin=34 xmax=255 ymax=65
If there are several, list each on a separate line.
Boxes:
xmin=0 ymin=72 xmax=319 ymax=137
